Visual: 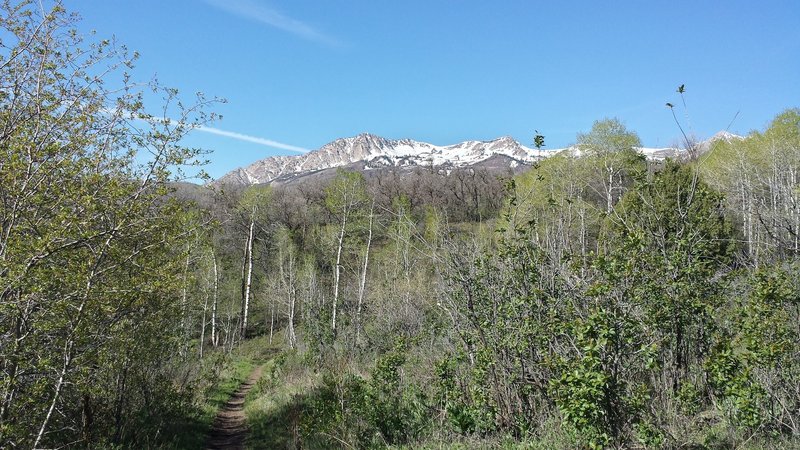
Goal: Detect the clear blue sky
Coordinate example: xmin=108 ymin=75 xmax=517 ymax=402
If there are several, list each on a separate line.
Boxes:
xmin=73 ymin=1 xmax=800 ymax=179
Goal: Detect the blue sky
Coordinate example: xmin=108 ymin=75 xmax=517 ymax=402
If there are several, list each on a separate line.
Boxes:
xmin=74 ymin=1 xmax=800 ymax=179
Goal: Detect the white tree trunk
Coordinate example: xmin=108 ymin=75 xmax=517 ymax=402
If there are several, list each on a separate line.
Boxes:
xmin=33 ymin=341 xmax=72 ymax=449
xmin=272 ymin=246 xmax=281 ymax=346
xmin=606 ymin=164 xmax=614 ymax=214
xmin=355 ymin=202 xmax=375 ymax=346
xmin=200 ymin=289 xmax=208 ymax=359
xmin=211 ymin=248 xmax=219 ymax=347
xmin=241 ymin=217 xmax=255 ymax=340
xmin=286 ymin=245 xmax=297 ymax=348
xmin=332 ymin=211 xmax=347 ymax=338
xmin=180 ymin=242 xmax=191 ymax=355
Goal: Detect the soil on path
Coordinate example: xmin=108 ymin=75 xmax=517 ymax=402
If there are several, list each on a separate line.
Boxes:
xmin=206 ymin=365 xmax=264 ymax=450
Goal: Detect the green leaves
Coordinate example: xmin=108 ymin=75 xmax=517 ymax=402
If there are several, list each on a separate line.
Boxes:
xmin=699 ymin=109 xmax=800 ymax=263
xmin=706 ymin=265 xmax=800 ymax=430
xmin=576 ymin=117 xmax=643 ymax=158
xmin=324 ymin=169 xmax=369 ymax=218
xmin=0 ymin=1 xmax=219 ymax=446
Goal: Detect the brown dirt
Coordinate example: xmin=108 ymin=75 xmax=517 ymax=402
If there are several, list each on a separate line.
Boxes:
xmin=206 ymin=365 xmax=264 ymax=450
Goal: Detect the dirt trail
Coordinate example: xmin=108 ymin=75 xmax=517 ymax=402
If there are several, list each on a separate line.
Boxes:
xmin=206 ymin=365 xmax=263 ymax=450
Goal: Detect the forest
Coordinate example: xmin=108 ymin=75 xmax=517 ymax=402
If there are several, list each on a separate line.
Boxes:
xmin=1 ymin=2 xmax=799 ymax=449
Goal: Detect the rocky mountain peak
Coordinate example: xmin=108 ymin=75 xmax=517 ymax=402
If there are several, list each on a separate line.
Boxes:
xmin=708 ymin=130 xmax=744 ymax=142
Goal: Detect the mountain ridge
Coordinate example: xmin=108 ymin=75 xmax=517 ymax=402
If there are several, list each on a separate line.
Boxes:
xmin=215 ymin=131 xmax=743 ymax=186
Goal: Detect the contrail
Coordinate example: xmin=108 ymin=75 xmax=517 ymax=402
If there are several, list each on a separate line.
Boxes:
xmin=204 ymin=0 xmax=342 ymax=47
xmin=196 ymin=126 xmax=310 ymax=153
xmin=104 ymin=107 xmax=311 ymax=154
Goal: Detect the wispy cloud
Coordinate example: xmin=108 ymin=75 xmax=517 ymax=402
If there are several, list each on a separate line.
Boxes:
xmin=195 ymin=125 xmax=310 ymax=153
xmin=205 ymin=0 xmax=341 ymax=47
xmin=104 ymin=107 xmax=310 ymax=153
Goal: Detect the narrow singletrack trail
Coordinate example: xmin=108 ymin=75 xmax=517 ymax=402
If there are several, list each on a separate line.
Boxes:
xmin=206 ymin=365 xmax=264 ymax=450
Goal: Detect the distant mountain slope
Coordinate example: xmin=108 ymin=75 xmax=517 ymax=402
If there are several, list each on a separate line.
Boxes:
xmin=214 ymin=131 xmax=743 ymax=186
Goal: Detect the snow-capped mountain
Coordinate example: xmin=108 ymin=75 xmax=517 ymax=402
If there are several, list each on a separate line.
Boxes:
xmin=216 ymin=133 xmax=552 ymax=185
xmin=696 ymin=130 xmax=745 ymax=153
xmin=215 ymin=131 xmax=743 ymax=186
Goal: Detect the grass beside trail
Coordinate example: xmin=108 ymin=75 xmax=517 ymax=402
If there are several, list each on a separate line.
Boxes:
xmin=244 ymin=351 xmax=316 ymax=449
xmin=166 ymin=335 xmax=281 ymax=449
xmin=177 ymin=336 xmax=800 ymax=450
xmin=205 ymin=356 xmax=257 ymax=413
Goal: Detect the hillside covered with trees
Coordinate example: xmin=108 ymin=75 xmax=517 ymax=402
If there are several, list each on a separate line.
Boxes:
xmin=1 ymin=2 xmax=799 ymax=449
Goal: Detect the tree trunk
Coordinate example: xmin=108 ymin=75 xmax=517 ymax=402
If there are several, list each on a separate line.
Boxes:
xmin=287 ymin=257 xmax=297 ymax=348
xmin=180 ymin=242 xmax=191 ymax=356
xmin=34 ymin=341 xmax=73 ymax=449
xmin=606 ymin=164 xmax=614 ymax=214
xmin=0 ymin=312 xmax=23 ymax=425
xmin=332 ymin=210 xmax=347 ymax=339
xmin=200 ymin=288 xmax=209 ymax=359
xmin=269 ymin=299 xmax=275 ymax=344
xmin=355 ymin=202 xmax=375 ymax=347
xmin=241 ymin=217 xmax=255 ymax=340
xmin=211 ymin=248 xmax=219 ymax=347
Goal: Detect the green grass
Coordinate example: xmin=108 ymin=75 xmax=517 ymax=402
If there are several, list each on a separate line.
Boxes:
xmin=207 ymin=356 xmax=257 ymax=411
xmin=159 ymin=334 xmax=283 ymax=449
xmin=244 ymin=347 xmax=320 ymax=449
xmin=159 ymin=349 xmax=254 ymax=449
xmin=233 ymin=341 xmax=800 ymax=450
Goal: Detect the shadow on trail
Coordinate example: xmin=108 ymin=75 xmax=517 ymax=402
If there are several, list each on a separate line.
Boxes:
xmin=206 ymin=365 xmax=264 ymax=450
